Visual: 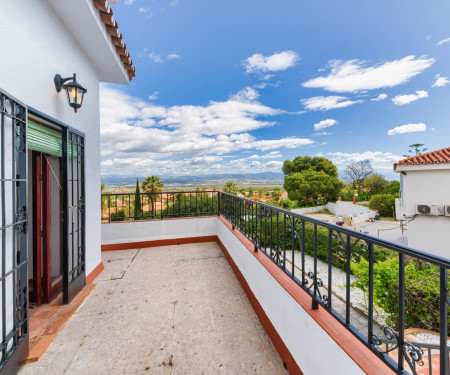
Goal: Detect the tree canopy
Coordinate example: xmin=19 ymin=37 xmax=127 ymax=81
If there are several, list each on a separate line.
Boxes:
xmin=283 ymin=170 xmax=343 ymax=204
xmin=403 ymin=143 xmax=427 ymax=157
xmin=134 ymin=178 xmax=142 ymax=217
xmin=363 ymin=173 xmax=388 ymax=194
xmin=282 ymin=156 xmax=338 ymax=178
xmin=223 ymin=181 xmax=238 ymax=195
xmin=142 ymin=175 xmax=164 ymax=193
xmin=344 ymin=159 xmax=374 ymax=187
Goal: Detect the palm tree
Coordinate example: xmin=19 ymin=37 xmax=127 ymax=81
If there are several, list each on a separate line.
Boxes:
xmin=142 ymin=176 xmax=164 ymax=215
xmin=223 ymin=181 xmax=238 ymax=195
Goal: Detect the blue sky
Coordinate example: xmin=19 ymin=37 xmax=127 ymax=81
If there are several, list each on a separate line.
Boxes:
xmin=100 ymin=0 xmax=450 ymax=180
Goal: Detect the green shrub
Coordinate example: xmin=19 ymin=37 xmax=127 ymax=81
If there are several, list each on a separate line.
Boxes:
xmin=110 ymin=209 xmax=126 ymax=221
xmin=279 ymin=199 xmax=296 ymax=209
xmin=339 ymin=189 xmax=355 ymax=201
xmin=352 ymin=258 xmax=446 ymax=332
xmin=369 ymin=194 xmax=395 ymax=217
xmin=381 ymin=180 xmax=400 ymax=195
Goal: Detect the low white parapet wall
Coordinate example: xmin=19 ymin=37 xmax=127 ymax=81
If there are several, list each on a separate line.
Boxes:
xmin=216 ymin=220 xmax=367 ymax=375
xmin=101 ymin=217 xmax=388 ymax=374
xmin=101 ymin=216 xmax=219 ymax=245
xmin=292 ymin=201 xmax=377 ymax=224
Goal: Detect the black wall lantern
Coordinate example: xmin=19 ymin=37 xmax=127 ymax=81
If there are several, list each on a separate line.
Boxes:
xmin=54 ymin=73 xmax=87 ymax=113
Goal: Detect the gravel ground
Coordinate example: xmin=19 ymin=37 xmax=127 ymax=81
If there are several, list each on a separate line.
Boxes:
xmin=285 ymin=250 xmax=388 ymax=327
xmin=409 ymin=332 xmax=450 ymax=345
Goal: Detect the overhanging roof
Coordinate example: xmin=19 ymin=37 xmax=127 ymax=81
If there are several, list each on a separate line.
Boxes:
xmin=47 ymin=0 xmax=135 ymax=84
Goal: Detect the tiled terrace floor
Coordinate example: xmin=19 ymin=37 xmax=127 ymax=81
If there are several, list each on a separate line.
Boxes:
xmin=19 ymin=242 xmax=287 ymax=375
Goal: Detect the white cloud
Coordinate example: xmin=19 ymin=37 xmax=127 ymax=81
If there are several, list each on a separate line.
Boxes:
xmin=432 ymin=74 xmax=450 ymax=87
xmin=148 ymin=91 xmax=159 ymax=101
xmin=243 ymin=51 xmax=300 ymax=74
xmin=314 ymin=119 xmax=338 ymax=131
xmin=391 ymin=90 xmax=428 ymax=106
xmin=301 ymin=96 xmax=362 ymax=111
xmin=311 ymin=131 xmax=332 ymax=137
xmin=230 ymin=87 xmax=260 ymax=102
xmin=169 ymin=0 xmax=179 ymax=7
xmin=266 ymin=161 xmax=283 ymax=169
xmin=247 ymin=151 xmax=282 ymax=160
xmin=371 ymin=93 xmax=388 ymax=101
xmin=167 ymin=53 xmax=180 ymax=60
xmin=438 ymin=38 xmax=450 ymax=46
xmin=387 ymin=123 xmax=426 ymax=135
xmin=100 ymin=86 xmax=313 ymax=176
xmin=124 ymin=0 xmax=136 ymax=4
xmin=302 ymin=56 xmax=435 ymax=93
xmin=139 ymin=7 xmax=150 ymax=13
xmin=319 ymin=151 xmax=403 ymax=170
xmin=148 ymin=53 xmax=163 ymax=63
xmin=148 ymin=53 xmax=181 ymax=63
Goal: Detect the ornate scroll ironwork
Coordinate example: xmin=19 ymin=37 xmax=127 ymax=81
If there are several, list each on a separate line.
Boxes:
xmin=371 ymin=327 xmax=424 ymax=375
xmin=332 ymin=230 xmax=368 ymax=264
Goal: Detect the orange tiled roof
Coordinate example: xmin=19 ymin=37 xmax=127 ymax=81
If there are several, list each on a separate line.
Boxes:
xmin=394 ymin=147 xmax=450 ymax=170
xmin=93 ymin=0 xmax=135 ymax=81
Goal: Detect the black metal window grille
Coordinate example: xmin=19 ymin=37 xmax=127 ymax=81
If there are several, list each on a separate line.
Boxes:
xmin=0 ymin=91 xmax=28 ymax=370
xmin=62 ymin=129 xmax=85 ymax=304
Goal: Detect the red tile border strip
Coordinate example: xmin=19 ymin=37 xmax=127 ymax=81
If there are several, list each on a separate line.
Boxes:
xmin=101 ymin=235 xmax=217 ymax=251
xmin=27 ymin=284 xmax=96 ymax=362
xmin=87 ymin=261 xmax=104 ymax=284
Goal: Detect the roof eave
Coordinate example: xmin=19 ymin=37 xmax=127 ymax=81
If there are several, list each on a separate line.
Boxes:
xmin=47 ymin=0 xmax=130 ymax=84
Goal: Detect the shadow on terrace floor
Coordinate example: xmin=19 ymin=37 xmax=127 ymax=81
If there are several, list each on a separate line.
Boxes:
xmin=19 ymin=242 xmax=287 ymax=375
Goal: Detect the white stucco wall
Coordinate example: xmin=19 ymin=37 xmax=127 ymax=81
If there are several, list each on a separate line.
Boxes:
xmin=215 ymin=220 xmax=365 ymax=375
xmin=101 ymin=217 xmax=219 ymax=245
xmin=398 ymin=168 xmax=450 ymax=258
xmin=0 ymin=0 xmax=122 ymax=275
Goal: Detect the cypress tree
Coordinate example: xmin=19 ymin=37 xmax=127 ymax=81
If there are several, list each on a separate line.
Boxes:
xmin=134 ymin=178 xmax=142 ymax=218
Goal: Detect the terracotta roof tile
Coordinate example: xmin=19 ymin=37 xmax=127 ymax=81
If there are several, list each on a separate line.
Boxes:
xmin=394 ymin=147 xmax=450 ymax=170
xmin=93 ymin=0 xmax=135 ymax=81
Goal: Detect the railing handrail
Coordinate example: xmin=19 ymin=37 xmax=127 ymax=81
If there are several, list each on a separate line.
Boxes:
xmin=219 ymin=191 xmax=450 ymax=269
xmin=101 ymin=190 xmax=218 ymax=196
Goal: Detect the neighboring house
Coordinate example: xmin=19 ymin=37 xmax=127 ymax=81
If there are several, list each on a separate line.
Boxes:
xmin=0 ymin=0 xmax=134 ymax=371
xmin=394 ymin=147 xmax=450 ymax=258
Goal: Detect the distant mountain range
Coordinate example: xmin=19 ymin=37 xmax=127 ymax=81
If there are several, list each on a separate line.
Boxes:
xmin=102 ymin=172 xmax=285 ymax=186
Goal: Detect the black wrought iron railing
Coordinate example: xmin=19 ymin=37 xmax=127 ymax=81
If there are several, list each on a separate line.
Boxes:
xmin=101 ymin=190 xmax=219 ymax=222
xmin=100 ymin=190 xmax=450 ymax=374
xmin=219 ymin=191 xmax=450 ymax=375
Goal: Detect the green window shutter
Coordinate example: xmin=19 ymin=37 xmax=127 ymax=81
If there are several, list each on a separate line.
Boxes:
xmin=27 ymin=120 xmax=62 ymax=157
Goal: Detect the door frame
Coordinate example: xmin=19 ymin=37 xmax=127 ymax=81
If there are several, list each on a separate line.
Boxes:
xmin=30 ymin=150 xmax=63 ymax=306
xmin=28 ymin=108 xmax=86 ymax=305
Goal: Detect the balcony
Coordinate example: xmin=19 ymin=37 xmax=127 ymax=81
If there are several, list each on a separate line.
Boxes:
xmin=22 ymin=191 xmax=450 ymax=374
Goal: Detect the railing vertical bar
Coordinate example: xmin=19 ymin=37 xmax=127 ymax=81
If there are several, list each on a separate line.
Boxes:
xmin=328 ymin=228 xmax=333 ymax=309
xmin=398 ymin=252 xmax=405 ymax=371
xmin=440 ymin=267 xmax=448 ymax=375
xmin=429 ymin=348 xmax=432 ymax=375
xmin=368 ymin=242 xmax=374 ymax=345
xmin=283 ymin=213 xmax=287 ymax=271
xmin=108 ymin=196 xmax=111 ymax=222
xmin=312 ymin=223 xmax=318 ymax=310
xmin=276 ymin=211 xmax=279 ymax=264
xmin=270 ymin=209 xmax=273 ymax=258
xmin=300 ymin=220 xmax=304 ymax=285
xmin=346 ymin=234 xmax=351 ymax=325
